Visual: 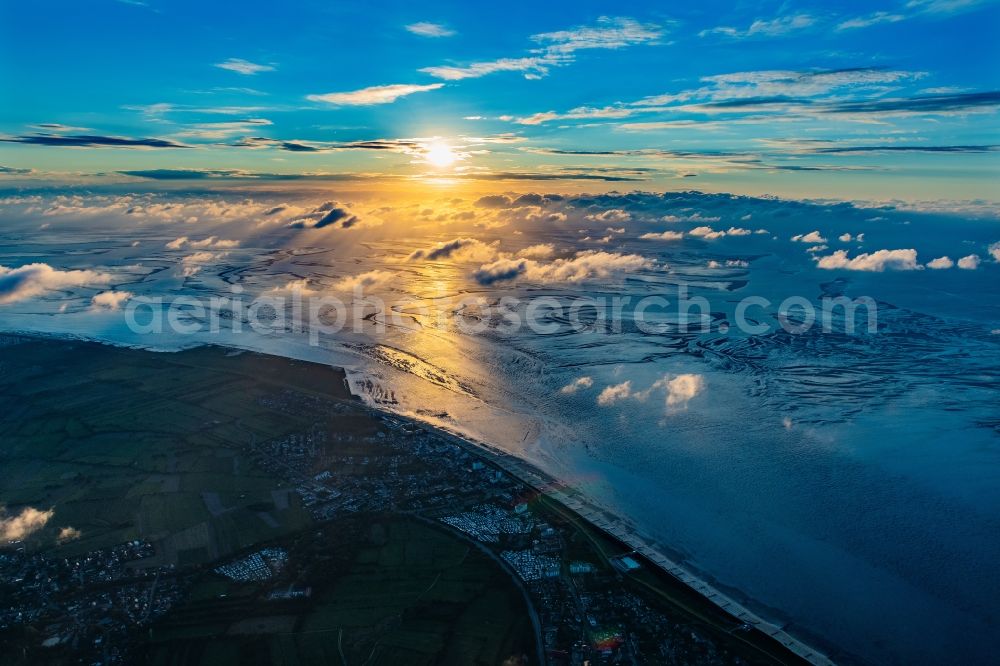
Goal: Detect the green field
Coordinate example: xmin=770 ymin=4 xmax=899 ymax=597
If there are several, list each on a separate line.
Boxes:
xmin=0 ymin=340 xmax=353 ymax=562
xmin=144 ymin=518 xmax=535 ymax=666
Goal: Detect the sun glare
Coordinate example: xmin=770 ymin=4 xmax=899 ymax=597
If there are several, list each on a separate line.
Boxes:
xmin=424 ymin=142 xmax=458 ymax=168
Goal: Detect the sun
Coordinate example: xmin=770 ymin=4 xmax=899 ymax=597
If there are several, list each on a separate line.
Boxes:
xmin=424 ymin=142 xmax=458 ymax=168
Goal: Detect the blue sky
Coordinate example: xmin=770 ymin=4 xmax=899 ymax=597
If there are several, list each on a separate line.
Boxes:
xmin=1 ymin=0 xmax=999 ymax=200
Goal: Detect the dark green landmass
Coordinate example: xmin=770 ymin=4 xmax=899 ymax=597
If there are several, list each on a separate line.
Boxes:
xmin=143 ymin=517 xmax=534 ymax=666
xmin=0 ymin=336 xmax=821 ymax=665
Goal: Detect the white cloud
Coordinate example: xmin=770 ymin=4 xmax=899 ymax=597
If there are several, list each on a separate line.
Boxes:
xmin=0 ymin=506 xmax=53 ymax=541
xmin=183 ymin=250 xmax=225 ymax=263
xmin=531 ymin=16 xmax=663 ymax=54
xmin=989 ymin=241 xmax=1000 ymax=262
xmin=926 ymin=256 xmax=954 ymax=269
xmin=405 ymin=22 xmax=456 ymax=37
xmin=560 ymin=376 xmax=594 ymax=394
xmin=957 ymin=254 xmax=981 ymax=270
xmin=474 ymin=251 xmax=653 ymax=285
xmin=689 ymin=226 xmax=752 ymax=240
xmin=835 ymin=1 xmax=990 ymax=33
xmin=332 ymin=270 xmax=395 ymax=292
xmin=664 ymin=374 xmax=705 ymax=408
xmin=409 ymin=237 xmax=500 ymax=262
xmin=689 ymin=226 xmax=724 ymax=239
xmin=516 ymin=243 xmax=556 ymax=259
xmin=662 ymin=213 xmax=720 ymax=223
xmin=420 ymin=16 xmax=662 ymax=81
xmin=596 ymin=373 xmax=704 ymax=411
xmin=839 ymin=233 xmax=853 ymax=242
xmin=91 ymin=290 xmax=133 ymax=311
xmin=179 ymin=251 xmax=227 ymax=276
xmin=307 ymin=83 xmax=444 ymax=106
xmin=214 ymin=58 xmax=275 ymax=75
xmin=0 ymin=263 xmax=112 ymax=304
xmin=707 ymin=5 xmax=976 ymax=38
xmin=30 ymin=195 xmax=302 ymax=232
xmin=173 ymin=118 xmax=272 ymax=140
xmin=510 ymin=106 xmax=636 ymax=124
xmin=815 ymin=248 xmax=920 ymax=271
xmin=446 ymin=61 xmax=930 ymax=131
xmin=587 ymin=209 xmax=631 ymax=223
xmin=57 ymin=526 xmax=82 ymax=543
xmin=597 ymin=381 xmax=633 ymax=405
xmin=166 ymin=236 xmax=240 ymax=250
xmin=792 ymin=230 xmax=827 ymax=243
xmin=662 ymin=68 xmax=922 ymax=109
xmin=905 ymin=0 xmax=993 ymax=16
xmin=701 ymin=14 xmax=816 ymax=38
xmin=420 ymin=57 xmax=559 ymax=81
xmin=639 ymin=230 xmax=685 ymax=241
xmin=836 ymin=11 xmax=905 ymax=30
xmin=264 ymin=278 xmax=318 ymax=296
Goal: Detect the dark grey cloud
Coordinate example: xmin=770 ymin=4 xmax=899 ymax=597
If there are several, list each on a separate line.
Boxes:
xmin=474 ymin=194 xmax=515 ymax=208
xmin=121 ymin=169 xmax=241 ymax=180
xmin=2 ymin=133 xmax=187 ymax=148
xmin=464 ymin=171 xmax=645 ymax=182
xmin=527 ymin=147 xmax=744 ymax=159
xmin=409 ymin=238 xmax=477 ymax=261
xmin=814 ymin=144 xmax=999 ymax=154
xmin=232 ymin=136 xmax=312 ymax=151
xmin=407 ymin=237 xmax=501 ymax=262
xmin=231 ymin=136 xmax=422 ymax=153
xmin=286 ymin=202 xmax=360 ymax=230
xmin=700 ymin=95 xmax=808 ymax=109
xmin=0 ymin=166 xmax=34 ymax=175
xmin=473 ymin=260 xmax=527 ymax=285
xmin=511 ymin=193 xmax=548 ymax=206
xmin=276 ymin=141 xmax=321 ymax=152
xmin=531 ymin=148 xmax=624 ymax=156
xmin=314 ymin=207 xmax=358 ymax=229
xmin=31 ymin=123 xmax=88 ymax=131
xmin=824 ymin=91 xmax=1000 ymax=115
xmin=528 ymin=146 xmax=876 ymax=174
xmin=119 ymin=169 xmax=371 ymax=181
xmin=769 ymin=164 xmax=874 ymax=172
xmin=340 ymin=139 xmax=422 ymax=151
xmin=474 ymin=193 xmax=566 ymax=208
xmin=474 ymin=192 xmax=566 ymax=208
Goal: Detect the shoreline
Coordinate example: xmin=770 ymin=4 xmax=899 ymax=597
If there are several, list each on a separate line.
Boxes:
xmin=388 ymin=415 xmax=837 ymax=666
xmin=3 ymin=328 xmax=838 ymax=666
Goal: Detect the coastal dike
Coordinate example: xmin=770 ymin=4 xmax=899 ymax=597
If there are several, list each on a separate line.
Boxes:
xmin=343 ymin=396 xmax=840 ymax=666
